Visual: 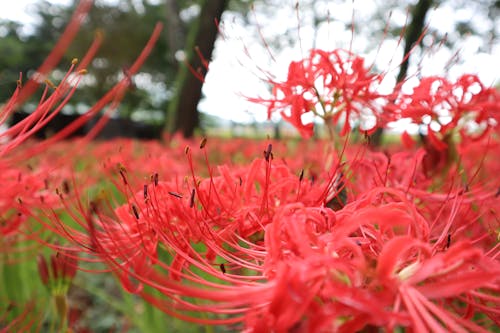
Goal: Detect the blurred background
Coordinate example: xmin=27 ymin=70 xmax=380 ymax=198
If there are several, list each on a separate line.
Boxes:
xmin=0 ymin=0 xmax=499 ymax=139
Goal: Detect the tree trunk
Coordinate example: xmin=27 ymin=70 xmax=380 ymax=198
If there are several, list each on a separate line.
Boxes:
xmin=167 ymin=0 xmax=228 ymax=138
xmin=396 ymin=0 xmax=434 ymax=83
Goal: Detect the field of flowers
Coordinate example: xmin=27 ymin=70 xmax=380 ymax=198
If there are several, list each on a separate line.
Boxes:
xmin=1 ymin=1 xmax=499 ymax=332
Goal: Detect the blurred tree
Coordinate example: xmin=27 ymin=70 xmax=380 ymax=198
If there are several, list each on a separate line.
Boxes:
xmin=58 ymin=0 xmax=171 ymax=121
xmin=0 ymin=0 xmax=171 ymax=124
xmin=0 ymin=21 xmax=27 ymax=100
xmin=167 ymin=0 xmax=229 ymax=137
xmin=164 ymin=0 xmax=185 ymax=70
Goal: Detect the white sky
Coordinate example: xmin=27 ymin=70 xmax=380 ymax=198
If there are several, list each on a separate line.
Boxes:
xmin=1 ymin=0 xmax=499 ymax=124
xmin=0 ymin=0 xmax=46 ymax=22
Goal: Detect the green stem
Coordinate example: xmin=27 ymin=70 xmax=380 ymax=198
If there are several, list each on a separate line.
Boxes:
xmin=53 ymin=294 xmax=68 ymax=333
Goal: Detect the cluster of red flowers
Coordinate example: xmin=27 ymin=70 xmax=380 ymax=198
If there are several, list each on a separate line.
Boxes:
xmin=389 ymin=74 xmax=500 ymax=149
xmin=255 ymin=49 xmax=385 ymax=138
xmin=45 ymin=134 xmax=495 ymax=332
xmin=0 ymin=0 xmax=163 ymax=330
xmin=1 ymin=1 xmax=499 ymax=332
xmin=257 ymin=48 xmax=500 ymax=150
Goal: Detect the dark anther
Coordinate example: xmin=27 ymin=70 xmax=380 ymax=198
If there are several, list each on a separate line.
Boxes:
xmin=118 ymin=166 xmax=127 ymax=185
xmin=220 ymin=263 xmax=226 ymax=274
xmin=132 ymin=205 xmax=139 ymax=219
xmin=153 ymin=173 xmax=159 ymax=186
xmin=63 ymin=180 xmax=70 ymax=194
xmin=189 ymin=189 xmax=195 ymax=208
xmin=89 ymin=201 xmax=99 ymax=215
xmin=495 ymin=187 xmax=500 ymax=197
xmin=299 ymin=169 xmax=304 ymax=182
xmin=143 ymin=185 xmax=148 ymax=201
xmin=168 ymin=191 xmax=183 ymax=199
xmin=364 ymin=131 xmax=371 ymax=145
xmin=264 ymin=144 xmax=273 ymax=162
xmin=200 ymin=137 xmax=207 ymax=149
xmin=446 ymin=234 xmax=451 ymax=249
xmin=239 ymin=176 xmax=243 ymax=186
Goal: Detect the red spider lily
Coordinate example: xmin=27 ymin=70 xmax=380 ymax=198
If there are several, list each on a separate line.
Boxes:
xmin=0 ymin=16 xmax=162 ymax=252
xmin=0 ymin=1 xmax=96 ymax=260
xmin=254 ymin=49 xmax=385 ymax=138
xmin=36 ymin=250 xmax=78 ymax=332
xmin=34 ymin=133 xmax=500 ymax=332
xmin=0 ymin=0 xmax=96 ymax=158
xmin=0 ymin=5 xmax=163 ymax=329
xmin=1 ymin=63 xmax=88 ymax=157
xmin=6 ymin=3 xmax=497 ymax=329
xmin=388 ymin=74 xmax=500 ymax=151
xmin=0 ymin=0 xmax=93 ymax=220
xmin=376 ymin=236 xmax=500 ymax=332
xmin=37 ymin=250 xmax=78 ymax=291
xmin=41 ymin=142 xmax=349 ymax=325
xmin=6 ymin=22 xmax=163 ymax=162
xmin=43 ymin=138 xmax=490 ymax=330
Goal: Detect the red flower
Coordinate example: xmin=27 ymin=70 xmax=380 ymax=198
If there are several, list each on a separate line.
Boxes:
xmin=376 ymin=236 xmax=500 ymax=332
xmin=38 ymin=136 xmax=500 ymax=332
xmin=37 ymin=250 xmax=78 ymax=291
xmin=388 ymin=74 xmax=500 ymax=150
xmin=255 ymin=49 xmax=384 ymax=138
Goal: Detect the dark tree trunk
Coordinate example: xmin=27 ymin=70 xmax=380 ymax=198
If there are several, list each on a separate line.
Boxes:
xmin=168 ymin=0 xmax=228 ymax=138
xmin=396 ymin=0 xmax=434 ymax=83
xmin=370 ymin=0 xmax=433 ymax=147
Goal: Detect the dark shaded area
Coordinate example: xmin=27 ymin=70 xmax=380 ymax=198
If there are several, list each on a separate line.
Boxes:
xmin=10 ymin=112 xmax=162 ymax=140
xmin=10 ymin=112 xmax=86 ymax=139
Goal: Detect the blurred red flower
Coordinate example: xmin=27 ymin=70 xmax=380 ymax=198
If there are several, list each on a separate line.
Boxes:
xmin=256 ymin=49 xmax=384 ymax=138
xmin=388 ymin=74 xmax=500 ymax=150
